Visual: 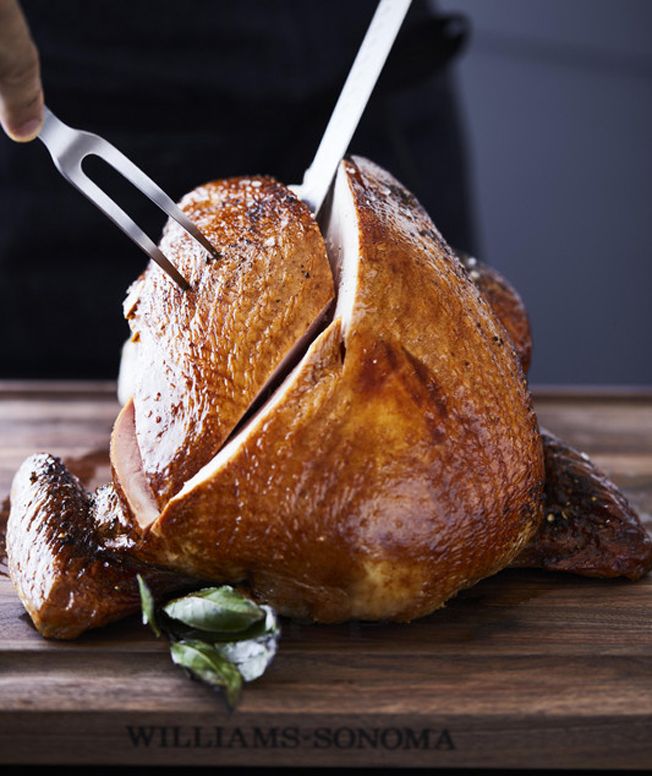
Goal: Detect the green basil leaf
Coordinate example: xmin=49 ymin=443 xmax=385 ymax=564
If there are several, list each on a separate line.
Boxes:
xmin=137 ymin=574 xmax=160 ymax=637
xmin=215 ymin=606 xmax=280 ymax=682
xmin=162 ymin=585 xmax=265 ymax=634
xmin=170 ymin=640 xmax=242 ymax=707
xmin=158 ymin=605 xmax=274 ymax=644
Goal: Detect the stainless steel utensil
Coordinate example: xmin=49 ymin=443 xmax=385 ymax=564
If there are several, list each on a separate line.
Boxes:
xmin=39 ymin=107 xmax=220 ymax=290
xmin=293 ymin=0 xmax=412 ymax=214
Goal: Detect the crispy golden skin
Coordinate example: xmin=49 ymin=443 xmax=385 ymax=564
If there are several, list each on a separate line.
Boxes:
xmin=454 ymin=254 xmax=652 ymax=580
xmin=9 ymin=156 xmax=651 ymax=640
xmin=7 ymin=455 xmax=192 ymax=639
xmin=124 ymin=176 xmax=334 ymax=508
xmin=7 ymin=158 xmax=546 ymax=636
xmin=132 ymin=157 xmax=545 ymax=622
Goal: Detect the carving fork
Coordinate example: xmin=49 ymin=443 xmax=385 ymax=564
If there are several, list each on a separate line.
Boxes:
xmin=38 ymin=107 xmax=221 ymax=290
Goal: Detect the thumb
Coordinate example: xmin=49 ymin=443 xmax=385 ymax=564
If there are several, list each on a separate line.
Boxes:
xmin=0 ymin=0 xmax=43 ymax=142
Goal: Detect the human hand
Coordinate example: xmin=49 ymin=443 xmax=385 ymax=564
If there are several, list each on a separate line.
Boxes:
xmin=0 ymin=0 xmax=43 ymax=141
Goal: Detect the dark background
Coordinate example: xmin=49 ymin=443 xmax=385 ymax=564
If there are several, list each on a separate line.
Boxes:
xmin=0 ymin=0 xmax=473 ymax=379
xmin=443 ymin=0 xmax=652 ymax=384
xmin=1 ymin=0 xmax=650 ymax=384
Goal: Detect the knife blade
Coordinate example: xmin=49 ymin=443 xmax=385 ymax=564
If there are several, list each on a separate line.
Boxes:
xmin=293 ymin=0 xmax=412 ymax=214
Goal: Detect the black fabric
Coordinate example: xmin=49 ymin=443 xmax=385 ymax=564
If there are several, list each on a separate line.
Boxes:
xmin=1 ymin=0 xmax=474 ymax=378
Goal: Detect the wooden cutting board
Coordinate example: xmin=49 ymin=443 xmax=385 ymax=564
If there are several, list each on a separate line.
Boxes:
xmin=0 ymin=382 xmax=651 ymax=769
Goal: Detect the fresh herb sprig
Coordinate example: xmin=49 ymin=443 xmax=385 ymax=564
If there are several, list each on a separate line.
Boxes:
xmin=137 ymin=576 xmax=280 ymax=708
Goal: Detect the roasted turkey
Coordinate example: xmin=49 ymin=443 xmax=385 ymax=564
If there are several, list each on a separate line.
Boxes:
xmin=7 ymin=157 xmax=652 ymax=639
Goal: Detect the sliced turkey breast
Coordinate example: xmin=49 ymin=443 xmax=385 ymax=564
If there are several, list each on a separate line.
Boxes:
xmin=122 ymin=176 xmax=333 ymax=510
xmin=122 ymin=157 xmax=545 ymax=621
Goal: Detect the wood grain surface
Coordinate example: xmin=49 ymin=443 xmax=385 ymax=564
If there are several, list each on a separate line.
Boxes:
xmin=0 ymin=382 xmax=650 ymax=768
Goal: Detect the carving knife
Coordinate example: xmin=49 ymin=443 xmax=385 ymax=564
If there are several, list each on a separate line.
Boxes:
xmin=293 ymin=0 xmax=412 ymax=214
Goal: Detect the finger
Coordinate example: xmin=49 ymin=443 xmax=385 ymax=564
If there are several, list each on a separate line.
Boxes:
xmin=0 ymin=0 xmax=43 ymax=141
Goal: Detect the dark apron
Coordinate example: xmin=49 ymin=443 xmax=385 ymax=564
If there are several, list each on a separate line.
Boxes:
xmin=1 ymin=0 xmax=472 ymax=377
